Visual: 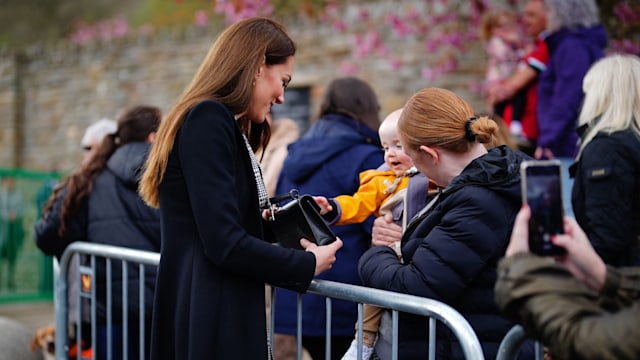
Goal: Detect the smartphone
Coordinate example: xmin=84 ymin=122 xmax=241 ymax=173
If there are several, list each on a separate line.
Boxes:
xmin=520 ymin=160 xmax=566 ymax=256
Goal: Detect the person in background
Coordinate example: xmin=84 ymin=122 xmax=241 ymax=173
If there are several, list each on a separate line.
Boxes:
xmin=0 ymin=176 xmax=24 ymax=291
xmin=536 ymin=0 xmax=607 ymax=218
xmin=480 ymin=9 xmax=527 ymax=118
xmin=536 ymin=0 xmax=606 ymax=160
xmin=273 ymin=76 xmax=384 ymax=360
xmin=258 ymin=115 xmax=300 ymax=197
xmin=495 ymin=205 xmax=640 ymax=359
xmin=570 ymin=54 xmax=640 ymax=266
xmin=487 ymin=0 xmax=549 ymax=155
xmin=33 ymin=118 xmax=116 ymax=356
xmin=314 ymin=109 xmax=433 ymax=360
xmin=35 ymin=165 xmax=60 ymax=294
xmin=138 ymin=17 xmax=341 ymax=360
xmin=35 ymin=105 xmax=163 ymax=360
xmin=256 ymin=114 xmax=303 ymax=360
xmin=80 ymin=118 xmax=117 ymax=166
xmin=359 ymin=87 xmax=532 ymax=359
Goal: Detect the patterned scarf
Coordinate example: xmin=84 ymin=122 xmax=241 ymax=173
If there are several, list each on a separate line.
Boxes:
xmin=241 ymin=134 xmax=270 ymax=209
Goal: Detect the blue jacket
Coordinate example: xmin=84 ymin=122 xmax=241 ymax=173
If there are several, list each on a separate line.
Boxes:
xmin=360 ymin=146 xmax=530 ymax=359
xmin=274 ymin=113 xmax=384 ymax=336
xmin=537 ymin=25 xmax=607 ymax=157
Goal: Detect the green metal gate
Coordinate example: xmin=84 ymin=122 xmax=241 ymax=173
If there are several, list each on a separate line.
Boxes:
xmin=0 ymin=168 xmax=60 ymax=303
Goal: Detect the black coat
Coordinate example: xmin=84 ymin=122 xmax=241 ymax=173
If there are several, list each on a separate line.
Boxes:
xmin=359 ymin=146 xmax=529 ymax=359
xmin=149 ymin=101 xmax=316 ymax=360
xmin=35 ymin=142 xmax=161 ymax=324
xmin=571 ymin=130 xmax=640 ymax=266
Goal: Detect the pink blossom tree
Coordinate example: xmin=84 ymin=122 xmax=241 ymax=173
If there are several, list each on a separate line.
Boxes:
xmin=68 ymin=0 xmax=640 ymax=79
xmin=204 ymin=0 xmax=639 ymax=80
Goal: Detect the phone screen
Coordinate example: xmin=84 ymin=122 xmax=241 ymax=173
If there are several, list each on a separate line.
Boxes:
xmin=521 ymin=161 xmax=566 ymax=256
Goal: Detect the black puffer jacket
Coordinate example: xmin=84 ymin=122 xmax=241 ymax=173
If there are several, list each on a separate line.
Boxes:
xmin=571 ymin=130 xmax=640 ymax=266
xmin=359 ymin=146 xmax=532 ymax=359
xmin=35 ymin=142 xmax=161 ymax=323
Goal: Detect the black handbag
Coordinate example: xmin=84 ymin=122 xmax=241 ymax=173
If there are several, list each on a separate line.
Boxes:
xmin=267 ymin=190 xmax=336 ymax=250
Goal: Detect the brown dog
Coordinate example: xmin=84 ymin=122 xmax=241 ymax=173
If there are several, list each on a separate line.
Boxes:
xmin=29 ymin=323 xmax=56 ymax=360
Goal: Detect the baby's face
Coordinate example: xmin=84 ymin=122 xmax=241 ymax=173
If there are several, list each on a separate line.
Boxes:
xmin=380 ymin=127 xmax=413 ymax=176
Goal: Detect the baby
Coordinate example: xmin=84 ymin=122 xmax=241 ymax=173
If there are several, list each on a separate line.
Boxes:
xmin=316 ymin=108 xmax=433 ymax=359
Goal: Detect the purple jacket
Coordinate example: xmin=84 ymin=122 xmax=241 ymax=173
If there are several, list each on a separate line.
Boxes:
xmin=537 ymin=25 xmax=607 ymax=157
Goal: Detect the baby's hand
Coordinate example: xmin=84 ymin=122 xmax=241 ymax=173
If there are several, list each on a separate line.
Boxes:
xmin=312 ymin=196 xmax=333 ymax=215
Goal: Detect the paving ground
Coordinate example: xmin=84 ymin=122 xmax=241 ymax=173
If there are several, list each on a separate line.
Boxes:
xmin=0 ymin=301 xmax=54 ymax=333
xmin=0 ymin=302 xmax=53 ymax=360
xmin=0 ymin=301 xmax=314 ymax=359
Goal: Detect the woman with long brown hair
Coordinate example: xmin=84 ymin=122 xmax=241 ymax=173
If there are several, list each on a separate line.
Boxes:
xmin=138 ymin=17 xmax=341 ymax=360
xmin=35 ymin=104 xmax=162 ymax=360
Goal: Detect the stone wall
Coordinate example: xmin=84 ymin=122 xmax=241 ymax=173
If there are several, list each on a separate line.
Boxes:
xmin=0 ymin=6 xmax=488 ymax=172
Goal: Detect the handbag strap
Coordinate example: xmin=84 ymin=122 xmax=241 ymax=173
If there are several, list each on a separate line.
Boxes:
xmin=269 ymin=189 xmax=300 ymax=205
xmin=268 ymin=189 xmax=301 ymax=221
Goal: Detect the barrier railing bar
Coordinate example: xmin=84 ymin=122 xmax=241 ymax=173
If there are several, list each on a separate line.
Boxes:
xmin=307 ymin=280 xmax=484 ymax=360
xmin=296 ymin=292 xmax=303 ymax=360
xmin=76 ymin=259 xmax=83 ymax=360
xmin=56 ymin=243 xmax=160 ymax=360
xmin=496 ymin=325 xmax=544 ymax=360
xmin=122 ymin=260 xmax=128 ymax=360
xmin=90 ymin=256 xmax=96 ymax=360
xmin=356 ymin=303 xmax=363 ymax=360
xmin=139 ymin=264 xmax=145 ymax=360
xmin=392 ymin=310 xmax=399 ymax=360
xmin=429 ymin=317 xmax=436 ymax=360
xmin=324 ymin=297 xmax=332 ymax=360
xmin=106 ymin=258 xmax=112 ymax=360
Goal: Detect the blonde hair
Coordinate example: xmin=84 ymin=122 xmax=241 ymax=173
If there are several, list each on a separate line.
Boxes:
xmin=139 ymin=18 xmax=295 ymax=207
xmin=399 ymin=87 xmax=498 ymax=153
xmin=577 ymin=54 xmax=640 ymax=158
xmin=378 ymin=108 xmax=403 ymax=139
xmin=479 ymin=10 xmax=515 ymax=42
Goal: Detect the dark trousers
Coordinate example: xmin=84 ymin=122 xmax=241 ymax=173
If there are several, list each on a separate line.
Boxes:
xmin=303 ymin=335 xmax=352 ymax=360
xmin=97 ymin=322 xmax=150 ymax=360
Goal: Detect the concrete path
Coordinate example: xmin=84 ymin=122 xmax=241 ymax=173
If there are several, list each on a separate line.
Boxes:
xmin=0 ymin=301 xmax=54 ymax=333
xmin=0 ymin=302 xmax=53 ymax=360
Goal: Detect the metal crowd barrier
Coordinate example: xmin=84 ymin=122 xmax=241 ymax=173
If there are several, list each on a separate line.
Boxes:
xmin=274 ymin=281 xmax=485 ymax=360
xmin=496 ymin=325 xmax=544 ymax=360
xmin=55 ymin=242 xmax=160 ymax=360
xmin=55 ymin=242 xmax=485 ymax=360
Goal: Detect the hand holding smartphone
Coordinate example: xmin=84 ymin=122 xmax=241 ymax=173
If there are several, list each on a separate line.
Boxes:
xmin=521 ymin=160 xmax=566 ymax=256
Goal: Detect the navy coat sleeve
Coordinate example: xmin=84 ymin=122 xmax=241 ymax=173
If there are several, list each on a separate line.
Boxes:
xmin=359 ymin=187 xmax=512 ymax=302
xmin=177 ymin=101 xmax=315 ymax=290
